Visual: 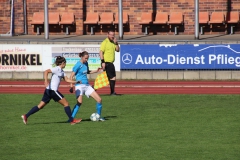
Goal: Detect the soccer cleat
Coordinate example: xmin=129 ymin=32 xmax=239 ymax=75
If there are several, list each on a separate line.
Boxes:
xmin=99 ymin=117 xmax=105 ymax=121
xmin=70 ymin=118 xmax=82 ymax=125
xmin=21 ymin=115 xmax=27 ymax=124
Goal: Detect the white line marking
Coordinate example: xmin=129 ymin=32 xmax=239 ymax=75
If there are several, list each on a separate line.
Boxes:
xmin=198 ymin=45 xmax=240 ymax=53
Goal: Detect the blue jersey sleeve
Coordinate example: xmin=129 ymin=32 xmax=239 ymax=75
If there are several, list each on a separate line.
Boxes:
xmin=72 ymin=61 xmax=81 ymax=74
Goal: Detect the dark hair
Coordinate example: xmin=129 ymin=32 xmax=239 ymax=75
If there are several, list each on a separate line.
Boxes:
xmin=108 ymin=30 xmax=115 ymax=34
xmin=79 ymin=51 xmax=89 ymax=57
xmin=54 ymin=56 xmax=66 ymax=66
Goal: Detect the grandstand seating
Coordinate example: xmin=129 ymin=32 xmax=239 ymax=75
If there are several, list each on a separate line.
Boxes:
xmin=113 ymin=13 xmax=129 ymax=33
xmin=31 ymin=12 xmax=44 ymax=35
xmin=153 ymin=12 xmax=168 ymax=34
xmin=199 ymin=12 xmax=209 ymax=35
xmin=83 ymin=12 xmax=99 ymax=35
xmin=99 ymin=12 xmax=114 ymax=32
xmin=139 ymin=12 xmax=153 ymax=35
xmin=48 ymin=12 xmax=60 ymax=24
xmin=59 ymin=12 xmax=75 ymax=35
xmin=99 ymin=12 xmax=114 ymax=25
xmin=29 ymin=11 xmax=240 ymax=35
xmin=209 ymin=12 xmax=225 ymax=33
xmin=226 ymin=11 xmax=240 ymax=34
xmin=153 ymin=12 xmax=168 ymax=25
xmin=168 ymin=12 xmax=183 ymax=35
xmin=31 ymin=12 xmax=60 ymax=35
xmin=113 ymin=13 xmax=129 ymax=25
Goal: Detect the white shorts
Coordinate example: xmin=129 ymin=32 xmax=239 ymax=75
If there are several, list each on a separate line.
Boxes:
xmin=75 ymin=84 xmax=94 ymax=98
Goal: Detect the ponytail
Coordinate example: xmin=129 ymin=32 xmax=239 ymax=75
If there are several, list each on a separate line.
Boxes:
xmin=79 ymin=51 xmax=89 ymax=57
xmin=54 ymin=56 xmax=66 ymax=66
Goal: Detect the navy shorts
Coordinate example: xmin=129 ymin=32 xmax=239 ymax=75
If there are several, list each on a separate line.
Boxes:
xmin=105 ymin=62 xmax=116 ymax=79
xmin=41 ymin=89 xmax=64 ymax=103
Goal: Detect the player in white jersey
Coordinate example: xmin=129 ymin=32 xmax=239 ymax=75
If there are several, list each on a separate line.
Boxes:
xmin=21 ymin=56 xmax=82 ymax=125
xmin=69 ymin=51 xmax=105 ymax=121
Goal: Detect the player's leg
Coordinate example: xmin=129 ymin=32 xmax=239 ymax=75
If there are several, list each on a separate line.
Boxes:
xmin=90 ymin=91 xmax=102 ymax=114
xmin=105 ymin=62 xmax=117 ymax=95
xmin=71 ymin=85 xmax=84 ymax=119
xmin=53 ymin=90 xmax=81 ymax=125
xmin=71 ymin=95 xmax=82 ymax=118
xmin=88 ymin=87 xmax=105 ymax=121
xmin=21 ymin=89 xmax=50 ymax=124
xmin=58 ymin=97 xmax=72 ymax=120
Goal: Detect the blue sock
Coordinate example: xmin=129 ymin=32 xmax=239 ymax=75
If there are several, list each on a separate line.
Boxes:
xmin=71 ymin=104 xmax=80 ymax=118
xmin=64 ymin=106 xmax=73 ymax=122
xmin=26 ymin=106 xmax=40 ymax=118
xmin=96 ymin=102 xmax=102 ymax=116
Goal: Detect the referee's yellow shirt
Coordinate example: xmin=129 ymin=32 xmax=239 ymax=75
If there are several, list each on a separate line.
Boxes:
xmin=100 ymin=38 xmax=116 ymax=63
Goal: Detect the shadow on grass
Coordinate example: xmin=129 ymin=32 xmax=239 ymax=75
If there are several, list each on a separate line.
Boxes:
xmin=31 ymin=115 xmax=117 ymax=124
xmin=100 ymin=94 xmax=123 ymax=96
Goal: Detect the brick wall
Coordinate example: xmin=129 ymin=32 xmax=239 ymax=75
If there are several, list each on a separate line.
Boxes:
xmin=0 ymin=0 xmax=240 ymax=35
xmin=0 ymin=0 xmax=11 ymax=34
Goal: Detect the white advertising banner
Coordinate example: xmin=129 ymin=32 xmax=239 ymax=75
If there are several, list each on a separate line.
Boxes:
xmin=0 ymin=45 xmax=44 ymax=71
xmin=51 ymin=45 xmax=101 ymax=71
xmin=0 ymin=44 xmax=120 ymax=72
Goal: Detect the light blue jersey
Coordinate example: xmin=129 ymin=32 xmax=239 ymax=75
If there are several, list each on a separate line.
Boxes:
xmin=71 ymin=60 xmax=104 ymax=120
xmin=72 ymin=60 xmax=89 ymax=86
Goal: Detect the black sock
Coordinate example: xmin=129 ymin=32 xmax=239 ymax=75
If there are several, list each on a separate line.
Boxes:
xmin=26 ymin=106 xmax=40 ymax=118
xmin=110 ymin=80 xmax=116 ymax=94
xmin=64 ymin=106 xmax=73 ymax=122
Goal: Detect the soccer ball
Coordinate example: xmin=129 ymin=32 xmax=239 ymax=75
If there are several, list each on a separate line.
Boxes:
xmin=90 ymin=113 xmax=100 ymax=121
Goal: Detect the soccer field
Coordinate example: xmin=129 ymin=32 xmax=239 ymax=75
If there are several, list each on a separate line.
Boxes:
xmin=0 ymin=94 xmax=239 ymax=160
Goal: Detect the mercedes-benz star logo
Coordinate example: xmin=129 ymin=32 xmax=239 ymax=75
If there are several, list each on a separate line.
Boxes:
xmin=122 ymin=53 xmax=132 ymax=64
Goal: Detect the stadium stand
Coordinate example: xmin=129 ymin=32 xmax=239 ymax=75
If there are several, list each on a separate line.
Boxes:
xmin=113 ymin=12 xmax=129 ymax=25
xmin=168 ymin=12 xmax=183 ymax=35
xmin=59 ymin=12 xmax=75 ymax=35
xmin=83 ymin=12 xmax=99 ymax=35
xmin=98 ymin=12 xmax=114 ymax=31
xmin=139 ymin=12 xmax=153 ymax=35
xmin=31 ymin=12 xmax=60 ymax=35
xmin=48 ymin=12 xmax=60 ymax=33
xmin=153 ymin=12 xmax=168 ymax=34
xmin=199 ymin=12 xmax=209 ymax=35
xmin=31 ymin=12 xmax=44 ymax=35
xmin=113 ymin=12 xmax=129 ymax=33
xmin=153 ymin=12 xmax=168 ymax=25
xmin=49 ymin=12 xmax=60 ymax=24
xmin=226 ymin=11 xmax=240 ymax=35
xmin=209 ymin=12 xmax=225 ymax=33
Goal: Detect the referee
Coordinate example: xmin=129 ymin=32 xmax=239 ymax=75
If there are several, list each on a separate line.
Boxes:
xmin=99 ymin=30 xmax=120 ymax=96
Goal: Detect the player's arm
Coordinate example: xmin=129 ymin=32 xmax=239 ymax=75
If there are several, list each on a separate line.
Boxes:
xmin=99 ymin=50 xmax=104 ymax=61
xmin=69 ymin=71 xmax=77 ymax=88
xmin=87 ymin=63 xmax=101 ymax=74
xmin=64 ymin=75 xmax=80 ymax=84
xmin=114 ymin=37 xmax=120 ymax=52
xmin=69 ymin=62 xmax=80 ymax=87
xmin=44 ymin=69 xmax=52 ymax=87
xmin=99 ymin=42 xmax=105 ymax=60
xmin=67 ymin=72 xmax=77 ymax=93
xmin=88 ymin=68 xmax=102 ymax=74
xmin=99 ymin=42 xmax=106 ymax=70
xmin=99 ymin=50 xmax=105 ymax=69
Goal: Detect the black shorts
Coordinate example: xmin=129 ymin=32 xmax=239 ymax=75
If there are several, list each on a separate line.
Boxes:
xmin=105 ymin=62 xmax=116 ymax=79
xmin=41 ymin=89 xmax=64 ymax=103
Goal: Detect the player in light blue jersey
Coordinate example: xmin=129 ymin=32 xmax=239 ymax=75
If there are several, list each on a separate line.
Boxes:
xmin=21 ymin=56 xmax=82 ymax=125
xmin=69 ymin=51 xmax=105 ymax=121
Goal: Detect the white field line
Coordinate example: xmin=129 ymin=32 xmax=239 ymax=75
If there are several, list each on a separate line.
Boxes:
xmin=1 ymin=85 xmax=240 ymax=88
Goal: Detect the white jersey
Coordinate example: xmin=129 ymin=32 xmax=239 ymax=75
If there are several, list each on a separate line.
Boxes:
xmin=46 ymin=66 xmax=66 ymax=91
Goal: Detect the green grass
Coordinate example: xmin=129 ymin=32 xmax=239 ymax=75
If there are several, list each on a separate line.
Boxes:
xmin=0 ymin=94 xmax=239 ymax=160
